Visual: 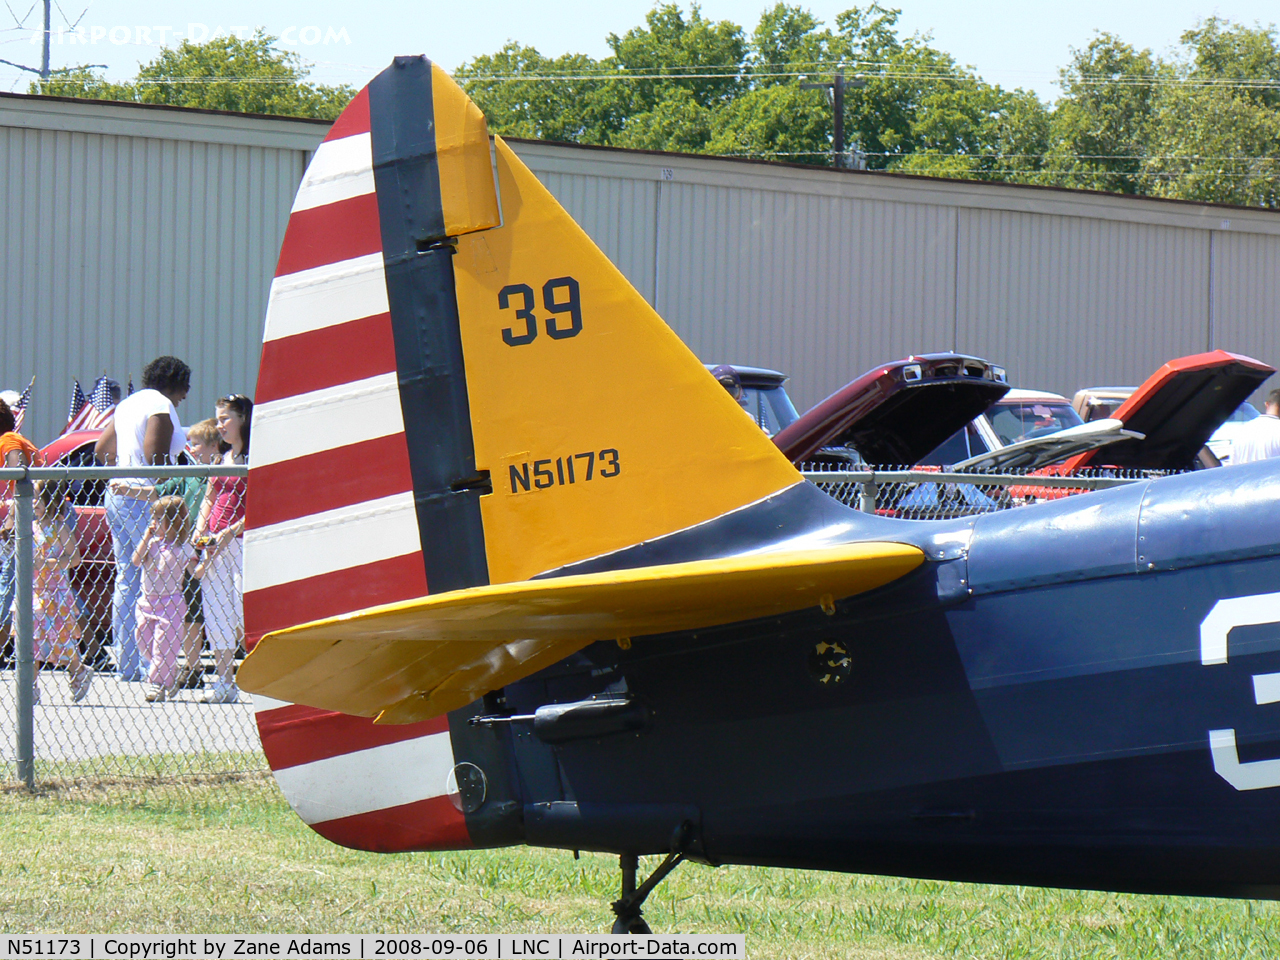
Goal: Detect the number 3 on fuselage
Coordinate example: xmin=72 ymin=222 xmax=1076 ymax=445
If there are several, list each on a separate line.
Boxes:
xmin=1202 ymin=590 xmax=1280 ymax=790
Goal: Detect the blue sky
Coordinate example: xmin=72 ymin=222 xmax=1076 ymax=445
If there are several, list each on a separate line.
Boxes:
xmin=1 ymin=0 xmax=1277 ymax=101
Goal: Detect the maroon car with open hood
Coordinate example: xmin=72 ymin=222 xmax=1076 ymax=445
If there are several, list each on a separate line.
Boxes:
xmin=772 ymin=353 xmax=1010 ymax=466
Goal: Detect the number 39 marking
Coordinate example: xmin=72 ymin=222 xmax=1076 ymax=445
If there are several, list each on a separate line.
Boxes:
xmin=1201 ymin=591 xmax=1280 ymax=790
xmin=498 ymin=276 xmax=582 ymax=346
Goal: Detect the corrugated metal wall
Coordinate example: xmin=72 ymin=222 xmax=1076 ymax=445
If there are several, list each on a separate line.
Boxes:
xmin=0 ymin=95 xmax=322 ymax=441
xmin=4 ymin=93 xmax=1280 ymax=438
xmin=1214 ymin=230 xmax=1280 ymax=383
xmin=655 ymin=188 xmax=956 ymax=396
xmin=955 ymin=210 xmax=1211 ymax=397
xmin=514 ymin=141 xmax=1280 ymax=412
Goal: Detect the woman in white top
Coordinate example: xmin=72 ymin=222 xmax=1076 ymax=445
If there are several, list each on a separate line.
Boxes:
xmin=95 ymin=356 xmax=190 ymax=682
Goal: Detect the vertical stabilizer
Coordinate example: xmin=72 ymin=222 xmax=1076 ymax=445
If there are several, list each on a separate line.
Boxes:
xmin=244 ymin=57 xmax=802 ymax=852
xmin=246 ymin=56 xmax=800 ymax=643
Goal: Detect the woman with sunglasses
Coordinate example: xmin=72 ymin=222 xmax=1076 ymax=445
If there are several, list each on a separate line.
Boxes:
xmin=192 ymin=394 xmax=251 ymax=704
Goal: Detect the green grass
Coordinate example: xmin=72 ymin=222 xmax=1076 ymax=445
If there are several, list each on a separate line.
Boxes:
xmin=0 ymin=781 xmax=1278 ymax=958
xmin=30 ymin=751 xmax=267 ymax=786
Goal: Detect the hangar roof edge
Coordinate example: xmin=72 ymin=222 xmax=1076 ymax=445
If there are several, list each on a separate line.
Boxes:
xmin=0 ymin=90 xmax=328 ymax=151
xmin=505 ymin=135 xmax=1280 ymax=235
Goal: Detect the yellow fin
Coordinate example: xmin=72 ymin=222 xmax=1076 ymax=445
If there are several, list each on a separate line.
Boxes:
xmin=237 ymin=542 xmax=924 ymax=723
xmin=452 ymin=137 xmax=803 ymax=585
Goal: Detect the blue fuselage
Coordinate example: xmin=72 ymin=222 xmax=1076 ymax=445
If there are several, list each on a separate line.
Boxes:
xmin=450 ymin=461 xmax=1280 ymax=897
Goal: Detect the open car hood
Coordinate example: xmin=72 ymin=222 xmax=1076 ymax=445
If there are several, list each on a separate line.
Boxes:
xmin=773 ymin=353 xmax=1009 ymax=466
xmin=1066 ymin=351 xmax=1275 ymax=470
xmin=954 ymin=419 xmax=1144 ymax=472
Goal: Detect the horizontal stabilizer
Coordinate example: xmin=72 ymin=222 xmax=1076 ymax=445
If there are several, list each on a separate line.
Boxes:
xmin=238 ymin=542 xmax=924 ymax=724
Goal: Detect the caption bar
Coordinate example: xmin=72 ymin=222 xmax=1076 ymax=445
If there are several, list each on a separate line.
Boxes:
xmin=1 ymin=936 xmax=746 ymax=959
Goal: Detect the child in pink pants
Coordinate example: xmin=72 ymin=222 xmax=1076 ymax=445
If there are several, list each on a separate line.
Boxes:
xmin=130 ymin=496 xmax=198 ymax=701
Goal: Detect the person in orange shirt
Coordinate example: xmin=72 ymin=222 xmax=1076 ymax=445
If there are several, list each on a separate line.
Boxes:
xmin=0 ymin=398 xmax=41 ymax=665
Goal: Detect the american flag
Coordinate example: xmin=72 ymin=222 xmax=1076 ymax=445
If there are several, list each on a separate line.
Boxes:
xmin=65 ymin=380 xmax=86 ymax=429
xmin=65 ymin=375 xmax=115 ymax=433
xmin=12 ymin=376 xmax=32 ymax=433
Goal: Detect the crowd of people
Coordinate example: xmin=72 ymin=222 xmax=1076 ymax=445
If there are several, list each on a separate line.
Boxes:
xmin=0 ymin=354 xmax=253 ymax=706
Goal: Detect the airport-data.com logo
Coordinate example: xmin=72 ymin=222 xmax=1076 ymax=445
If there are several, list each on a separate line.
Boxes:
xmin=29 ymin=24 xmax=351 ymax=47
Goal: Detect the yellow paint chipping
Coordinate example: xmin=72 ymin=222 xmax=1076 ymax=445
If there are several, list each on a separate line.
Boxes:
xmin=238 ymin=542 xmax=924 ymax=724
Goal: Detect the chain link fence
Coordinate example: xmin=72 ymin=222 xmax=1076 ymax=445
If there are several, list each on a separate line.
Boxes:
xmin=1 ymin=463 xmax=262 ymax=793
xmin=800 ymin=463 xmax=1160 ymax=520
xmin=0 ymin=461 xmax=1169 ymax=793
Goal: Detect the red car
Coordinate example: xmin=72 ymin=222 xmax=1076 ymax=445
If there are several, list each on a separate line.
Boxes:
xmin=1 ymin=429 xmax=114 ymax=663
xmin=772 ymin=353 xmax=1010 ymax=466
xmin=934 ymin=351 xmax=1276 ymax=505
xmin=1063 ymin=350 xmax=1275 ymax=471
xmin=42 ymin=430 xmax=114 ymax=650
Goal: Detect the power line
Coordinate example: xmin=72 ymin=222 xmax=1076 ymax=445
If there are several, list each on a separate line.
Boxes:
xmin=8 ymin=59 xmax=1278 ymax=92
xmin=19 ymin=75 xmax=331 ymax=84
xmin=3 ymin=1 xmax=37 ymax=27
xmin=712 ymin=151 xmax=1280 ymax=178
xmin=724 ymin=150 xmax=1280 ymax=161
xmin=456 ymin=70 xmax=1280 ymax=93
xmin=1 ymin=0 xmax=93 ymax=79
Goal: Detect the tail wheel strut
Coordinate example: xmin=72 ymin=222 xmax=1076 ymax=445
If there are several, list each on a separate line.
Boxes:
xmin=610 ymin=821 xmax=692 ymax=935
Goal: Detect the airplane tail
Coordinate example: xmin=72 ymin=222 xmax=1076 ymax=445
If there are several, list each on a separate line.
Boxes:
xmin=241 ymin=57 xmax=823 ymax=852
xmin=244 ymin=56 xmax=802 ymax=649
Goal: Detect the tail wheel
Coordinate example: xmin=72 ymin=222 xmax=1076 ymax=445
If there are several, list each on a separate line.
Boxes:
xmin=610 ymin=914 xmax=652 ymax=935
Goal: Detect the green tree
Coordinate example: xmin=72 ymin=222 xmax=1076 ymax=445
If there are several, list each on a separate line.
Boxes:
xmin=748 ymin=3 xmax=845 ymax=85
xmin=1044 ymin=34 xmax=1168 ymax=193
xmin=987 ymin=89 xmax=1053 ymax=183
xmin=33 ymin=67 xmax=136 ymax=102
xmin=707 ymin=83 xmax=832 ymax=162
xmin=456 ymin=44 xmax=625 ymax=144
xmin=1182 ymin=17 xmax=1280 ymax=110
xmin=702 ymin=5 xmax=843 ymax=163
xmin=459 ymin=4 xmax=749 ymax=153
xmin=451 ymin=4 xmax=1280 ymax=202
xmin=1141 ymin=85 xmax=1280 ymax=206
xmin=613 ymin=87 xmax=715 ymax=152
xmin=889 ymin=82 xmax=1050 ymax=183
xmin=31 ymin=32 xmax=354 ymax=120
xmin=606 ymin=4 xmax=749 ymax=152
xmin=461 ymin=3 xmax=1054 ymax=175
xmin=1139 ymin=20 xmax=1280 ymax=206
xmin=825 ymin=5 xmax=1050 ymax=181
xmin=828 ymin=4 xmax=912 ymax=166
xmin=713 ymin=3 xmax=1051 ymax=172
xmin=609 ymin=4 xmax=748 ymax=111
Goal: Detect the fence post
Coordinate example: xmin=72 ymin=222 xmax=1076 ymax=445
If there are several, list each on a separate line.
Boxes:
xmin=859 ymin=478 xmax=878 ymax=514
xmin=14 ymin=473 xmax=34 ymax=790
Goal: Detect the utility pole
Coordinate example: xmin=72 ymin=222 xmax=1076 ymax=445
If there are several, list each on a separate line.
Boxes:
xmin=41 ymin=0 xmax=51 ymax=79
xmin=801 ymin=72 xmax=866 ymax=169
xmin=829 ymin=72 xmax=839 ymax=166
xmin=0 ymin=1 xmax=102 ymax=81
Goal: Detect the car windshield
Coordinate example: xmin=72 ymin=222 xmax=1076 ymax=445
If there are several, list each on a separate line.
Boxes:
xmin=988 ymin=401 xmax=1083 ymax=446
xmin=1226 ymin=401 xmax=1260 ymax=423
xmin=918 ymin=423 xmax=985 ymax=466
xmin=740 ymin=385 xmax=798 ymax=436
